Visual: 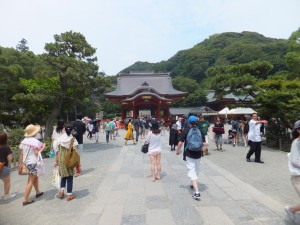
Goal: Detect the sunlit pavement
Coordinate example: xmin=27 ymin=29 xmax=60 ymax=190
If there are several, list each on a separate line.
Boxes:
xmin=0 ymin=127 xmax=298 ymax=225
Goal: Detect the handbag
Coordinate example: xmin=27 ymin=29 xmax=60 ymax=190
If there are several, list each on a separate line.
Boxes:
xmin=141 ymin=142 xmax=149 ymax=154
xmin=0 ymin=161 xmax=4 ymax=174
xmin=63 ymin=138 xmax=80 ymax=169
xmin=36 ymin=152 xmax=46 ymax=176
xmin=51 ymin=167 xmax=61 ymax=189
xmin=19 ymin=163 xmax=28 ymax=175
xmin=19 ymin=148 xmax=30 ymax=175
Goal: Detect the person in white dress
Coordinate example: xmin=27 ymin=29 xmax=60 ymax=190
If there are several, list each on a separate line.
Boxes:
xmin=146 ymin=120 xmax=162 ymax=182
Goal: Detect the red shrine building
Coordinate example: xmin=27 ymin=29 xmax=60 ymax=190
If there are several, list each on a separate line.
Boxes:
xmin=105 ymin=72 xmax=187 ymax=124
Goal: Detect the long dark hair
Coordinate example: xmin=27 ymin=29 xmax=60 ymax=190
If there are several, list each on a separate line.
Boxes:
xmin=292 ymin=130 xmax=300 ymax=140
xmin=0 ymin=132 xmax=8 ymax=146
xmin=65 ymin=124 xmax=73 ymax=136
xmin=56 ymin=120 xmax=64 ymax=133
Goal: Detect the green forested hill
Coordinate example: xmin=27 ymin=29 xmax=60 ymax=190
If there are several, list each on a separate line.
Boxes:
xmin=121 ymin=31 xmax=289 ymax=82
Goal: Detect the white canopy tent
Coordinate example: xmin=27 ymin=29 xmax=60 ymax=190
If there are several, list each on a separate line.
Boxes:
xmin=228 ymin=107 xmax=257 ymax=115
xmin=218 ymin=107 xmax=230 ymax=115
xmin=218 ymin=107 xmax=230 ymax=118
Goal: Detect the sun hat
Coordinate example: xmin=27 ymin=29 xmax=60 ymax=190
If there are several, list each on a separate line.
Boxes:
xmin=24 ymin=124 xmax=41 ymax=137
xmin=294 ymin=120 xmax=300 ymax=130
xmin=189 ymin=115 xmax=197 ymax=123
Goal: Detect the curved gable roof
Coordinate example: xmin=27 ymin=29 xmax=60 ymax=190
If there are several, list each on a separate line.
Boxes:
xmin=105 ymin=73 xmax=187 ymax=97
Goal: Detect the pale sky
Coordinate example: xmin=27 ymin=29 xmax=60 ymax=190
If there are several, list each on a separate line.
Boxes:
xmin=1 ymin=0 xmax=299 ymax=75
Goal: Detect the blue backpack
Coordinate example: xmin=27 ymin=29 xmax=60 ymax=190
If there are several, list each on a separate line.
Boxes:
xmin=232 ymin=120 xmax=238 ymax=130
xmin=185 ymin=127 xmax=203 ymax=152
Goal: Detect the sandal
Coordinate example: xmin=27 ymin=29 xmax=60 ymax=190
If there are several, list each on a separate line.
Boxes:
xmin=36 ymin=192 xmax=44 ymax=198
xmin=57 ymin=191 xmax=65 ymax=199
xmin=23 ymin=200 xmax=35 ymax=206
xmin=66 ymin=195 xmax=75 ymax=201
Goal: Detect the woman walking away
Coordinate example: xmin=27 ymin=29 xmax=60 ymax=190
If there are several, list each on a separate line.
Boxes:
xmin=0 ymin=132 xmax=16 ymax=201
xmin=212 ymin=117 xmax=225 ymax=150
xmin=169 ymin=119 xmax=178 ymax=151
xmin=242 ymin=118 xmax=249 ymax=148
xmin=124 ymin=119 xmax=136 ymax=145
xmin=19 ymin=124 xmax=46 ymax=206
xmin=285 ymin=120 xmax=300 ymax=223
xmin=54 ymin=124 xmax=78 ymax=201
xmin=51 ymin=120 xmax=65 ymax=153
xmin=147 ymin=120 xmax=162 ymax=181
xmin=94 ymin=121 xmax=100 ymax=143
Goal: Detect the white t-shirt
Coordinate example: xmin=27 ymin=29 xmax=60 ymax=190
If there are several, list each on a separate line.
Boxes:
xmin=288 ymin=139 xmax=300 ymax=176
xmin=146 ymin=132 xmax=162 ymax=154
xmin=248 ymin=119 xmax=262 ymax=142
xmin=176 ymin=121 xmax=182 ymax=130
xmin=19 ymin=137 xmax=43 ymax=165
xmin=52 ymin=128 xmax=64 ymax=152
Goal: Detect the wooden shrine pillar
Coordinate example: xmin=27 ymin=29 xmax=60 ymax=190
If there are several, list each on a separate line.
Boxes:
xmin=121 ymin=106 xmax=126 ymax=122
xmin=132 ymin=102 xmax=136 ymax=118
xmin=157 ymin=101 xmax=161 ymax=120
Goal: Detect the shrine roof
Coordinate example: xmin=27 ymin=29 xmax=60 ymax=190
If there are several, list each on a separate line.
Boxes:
xmin=105 ymin=72 xmax=187 ymax=97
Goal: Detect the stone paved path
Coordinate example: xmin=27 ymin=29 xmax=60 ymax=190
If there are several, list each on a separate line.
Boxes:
xmin=0 ymin=128 xmax=298 ymax=225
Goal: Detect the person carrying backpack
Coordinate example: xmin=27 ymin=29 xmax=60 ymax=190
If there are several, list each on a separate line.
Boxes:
xmin=231 ymin=118 xmax=239 ymax=146
xmin=176 ymin=115 xmax=206 ymax=200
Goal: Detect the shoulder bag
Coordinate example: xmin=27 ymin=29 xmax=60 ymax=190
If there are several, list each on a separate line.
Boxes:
xmin=63 ymin=138 xmax=80 ymax=169
xmin=19 ymin=149 xmax=30 ymax=175
xmin=141 ymin=143 xmax=149 ymax=154
xmin=0 ymin=161 xmax=4 ymax=174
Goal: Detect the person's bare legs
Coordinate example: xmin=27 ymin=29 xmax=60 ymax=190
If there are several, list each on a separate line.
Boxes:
xmin=24 ymin=175 xmax=37 ymax=202
xmin=243 ymin=134 xmax=248 ymax=147
xmin=33 ymin=176 xmax=42 ymax=195
xmin=149 ymin=154 xmax=156 ymax=181
xmin=290 ymin=205 xmax=300 ymax=214
xmin=155 ymin=153 xmax=161 ymax=180
xmin=3 ymin=175 xmax=11 ymax=195
xmin=192 ymin=179 xmax=199 ymax=193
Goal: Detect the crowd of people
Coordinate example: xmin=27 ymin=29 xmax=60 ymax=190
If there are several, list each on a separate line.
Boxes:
xmin=1 ymin=111 xmax=300 ymax=222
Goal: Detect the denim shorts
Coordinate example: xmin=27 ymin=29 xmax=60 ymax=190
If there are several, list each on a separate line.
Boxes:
xmin=0 ymin=166 xmax=10 ymax=179
xmin=27 ymin=163 xmax=37 ymax=176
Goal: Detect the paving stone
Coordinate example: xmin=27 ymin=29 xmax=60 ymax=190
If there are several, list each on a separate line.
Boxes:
xmin=146 ymin=195 xmax=170 ymax=209
xmin=209 ymin=175 xmax=235 ymax=188
xmin=130 ymin=169 xmax=144 ymax=178
xmin=196 ymin=206 xmax=235 ymax=225
xmin=98 ymin=205 xmax=123 ymax=225
xmin=171 ymin=206 xmax=204 ymax=225
xmin=121 ymin=214 xmax=146 ymax=225
xmin=205 ymin=183 xmax=231 ymax=199
xmin=146 ymin=208 xmax=176 ymax=225
xmin=222 ymin=187 xmax=252 ymax=200
xmin=238 ymin=200 xmax=277 ymax=218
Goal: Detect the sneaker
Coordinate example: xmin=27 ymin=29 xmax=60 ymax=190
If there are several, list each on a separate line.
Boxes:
xmin=285 ymin=206 xmax=295 ymax=220
xmin=2 ymin=193 xmax=16 ymax=201
xmin=190 ymin=184 xmax=193 ymax=189
xmin=193 ymin=192 xmax=201 ymax=200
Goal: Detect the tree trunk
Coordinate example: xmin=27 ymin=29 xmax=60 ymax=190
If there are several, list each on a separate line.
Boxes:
xmin=44 ymin=97 xmax=64 ymax=140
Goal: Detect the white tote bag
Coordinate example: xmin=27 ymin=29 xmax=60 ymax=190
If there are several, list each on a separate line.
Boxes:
xmin=51 ymin=167 xmax=61 ymax=189
xmin=36 ymin=152 xmax=46 ymax=176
